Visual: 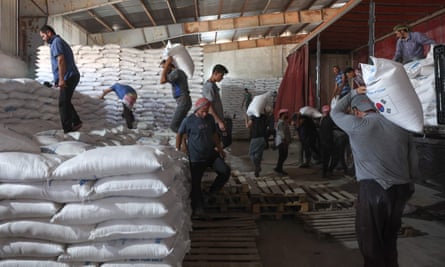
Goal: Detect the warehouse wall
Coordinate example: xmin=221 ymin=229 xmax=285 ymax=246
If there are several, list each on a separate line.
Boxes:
xmin=0 ymin=0 xmax=18 ymax=56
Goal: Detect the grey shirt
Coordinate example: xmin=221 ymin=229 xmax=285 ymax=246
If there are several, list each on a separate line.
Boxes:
xmin=202 ymin=80 xmax=224 ymax=121
xmin=167 ymin=69 xmax=189 ymax=99
xmin=330 ymin=90 xmax=419 ymax=189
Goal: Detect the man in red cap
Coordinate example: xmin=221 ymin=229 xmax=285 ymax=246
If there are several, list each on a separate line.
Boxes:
xmin=274 ymin=108 xmax=291 ymax=175
xmin=176 ymin=97 xmax=231 ymax=217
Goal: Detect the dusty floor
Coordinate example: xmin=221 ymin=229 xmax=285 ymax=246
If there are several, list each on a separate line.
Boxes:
xmin=226 ymin=140 xmax=445 ymax=267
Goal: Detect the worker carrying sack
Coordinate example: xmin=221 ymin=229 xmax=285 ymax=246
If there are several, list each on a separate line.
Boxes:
xmin=361 ymin=57 xmax=424 ymax=133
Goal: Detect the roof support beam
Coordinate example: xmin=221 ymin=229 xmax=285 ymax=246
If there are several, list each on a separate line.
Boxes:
xmin=46 ymin=0 xmax=130 ymax=16
xmin=139 ymin=0 xmax=157 ymax=26
xmin=89 ymin=7 xmax=343 ymax=49
xmin=183 ymin=8 xmax=334 ymax=34
xmin=203 ymin=34 xmax=308 ymax=53
xmin=111 ymin=4 xmax=135 ymax=29
xmin=87 ymin=10 xmax=113 ymax=32
xmin=164 ymin=0 xmax=177 ymax=24
xmin=289 ymin=0 xmax=362 ymax=55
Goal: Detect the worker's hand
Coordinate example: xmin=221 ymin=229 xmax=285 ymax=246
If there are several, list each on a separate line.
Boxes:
xmin=217 ymin=120 xmax=226 ymax=132
xmin=219 ymin=149 xmax=226 ymax=159
xmin=356 ymin=86 xmax=367 ymax=94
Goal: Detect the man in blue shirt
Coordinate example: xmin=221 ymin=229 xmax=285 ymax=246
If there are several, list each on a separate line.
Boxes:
xmin=176 ymin=98 xmax=231 ymax=217
xmin=99 ymin=83 xmax=138 ymax=129
xmin=160 ymin=56 xmax=192 ymax=132
xmin=40 ymin=25 xmax=82 ymax=133
xmin=393 ymin=24 xmax=436 ymax=64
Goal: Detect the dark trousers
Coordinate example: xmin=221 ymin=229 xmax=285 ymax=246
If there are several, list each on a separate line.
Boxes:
xmin=170 ymin=95 xmax=192 ymax=132
xmin=122 ymin=104 xmax=135 ymax=129
xmin=59 ymin=74 xmax=81 ymax=133
xmin=330 ymin=130 xmax=348 ymax=172
xmin=275 ymin=143 xmax=289 ymax=172
xmin=321 ymin=144 xmax=334 ymax=175
xmin=189 ymin=156 xmax=231 ymax=211
xmin=356 ymin=180 xmax=414 ymax=267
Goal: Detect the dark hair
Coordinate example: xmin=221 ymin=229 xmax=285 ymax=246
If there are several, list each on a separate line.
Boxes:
xmin=344 ymin=67 xmax=354 ymax=74
xmin=40 ymin=25 xmax=56 ymax=34
xmin=213 ymin=64 xmax=228 ymax=74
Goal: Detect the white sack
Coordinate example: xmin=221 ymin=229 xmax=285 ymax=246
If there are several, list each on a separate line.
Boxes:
xmin=361 ymin=57 xmax=424 ymax=133
xmin=52 ymin=145 xmax=169 ymax=179
xmin=0 ymin=200 xmax=61 ymax=220
xmin=51 ymin=192 xmax=178 ymax=225
xmin=299 ymin=106 xmax=322 ymax=118
xmin=246 ymin=92 xmax=270 ymax=117
xmin=0 ymin=125 xmax=40 ymax=153
xmin=59 ymin=237 xmax=177 ymax=262
xmin=0 ymin=153 xmax=63 ymax=182
xmin=0 ymin=220 xmax=92 ymax=243
xmin=0 ymin=260 xmax=73 ymax=267
xmin=164 ymin=42 xmax=194 ymax=78
xmin=0 ymin=238 xmax=64 ymax=258
xmin=41 ymin=141 xmax=95 ymax=156
xmin=0 ymin=180 xmax=93 ymax=203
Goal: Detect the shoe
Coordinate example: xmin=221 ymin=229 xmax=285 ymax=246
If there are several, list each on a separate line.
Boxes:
xmin=280 ymin=170 xmax=288 ymax=175
xmin=273 ymin=168 xmax=287 ymax=176
xmin=300 ymin=163 xmax=310 ymax=168
xmin=72 ymin=122 xmax=82 ymax=131
xmin=254 ymin=166 xmax=261 ymax=177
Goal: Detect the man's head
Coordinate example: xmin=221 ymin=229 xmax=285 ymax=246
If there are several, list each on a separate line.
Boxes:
xmin=39 ymin=25 xmax=56 ymax=43
xmin=393 ymin=24 xmax=410 ymax=39
xmin=278 ymin=108 xmax=289 ymax=120
xmin=333 ymin=65 xmax=341 ymax=74
xmin=194 ymin=97 xmax=211 ymax=118
xmin=211 ymin=64 xmax=229 ymax=82
xmin=351 ymin=94 xmax=376 ymax=116
xmin=344 ymin=67 xmax=355 ymax=79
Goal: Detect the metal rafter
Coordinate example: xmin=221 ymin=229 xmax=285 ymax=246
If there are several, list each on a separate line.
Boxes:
xmin=194 ymin=0 xmax=200 ymax=21
xmin=262 ymin=0 xmax=271 ymax=14
xmin=111 ymin=4 xmax=135 ymax=29
xmin=164 ymin=0 xmax=177 ymax=24
xmin=29 ymin=0 xmax=48 ymax=16
xmin=300 ymin=0 xmax=317 ymax=11
xmin=139 ymin=0 xmax=157 ymax=26
xmin=87 ymin=10 xmax=113 ymax=32
xmin=283 ymin=0 xmax=296 ymax=12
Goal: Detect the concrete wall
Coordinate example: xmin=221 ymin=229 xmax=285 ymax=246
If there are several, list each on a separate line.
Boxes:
xmin=204 ymin=45 xmax=294 ymax=80
xmin=0 ymin=0 xmax=18 ymax=56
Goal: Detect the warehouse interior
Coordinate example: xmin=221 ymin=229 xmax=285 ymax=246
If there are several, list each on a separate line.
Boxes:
xmin=1 ymin=0 xmax=445 ymax=266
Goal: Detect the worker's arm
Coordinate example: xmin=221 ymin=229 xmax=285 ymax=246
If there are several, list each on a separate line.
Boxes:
xmin=160 ymin=56 xmax=173 ymax=84
xmin=57 ymin=54 xmax=67 ymax=88
xmin=99 ymin=88 xmax=113 ymax=99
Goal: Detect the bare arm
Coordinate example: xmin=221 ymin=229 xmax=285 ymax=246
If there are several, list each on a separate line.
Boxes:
xmin=208 ymin=103 xmax=226 ymax=131
xmin=213 ymin=131 xmax=225 ymax=159
xmin=57 ymin=54 xmax=67 ymax=88
xmin=99 ymin=88 xmax=113 ymax=99
xmin=160 ymin=56 xmax=173 ymax=84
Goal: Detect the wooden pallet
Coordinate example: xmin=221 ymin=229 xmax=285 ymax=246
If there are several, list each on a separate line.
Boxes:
xmin=302 ymin=184 xmax=356 ymax=211
xmin=205 ymin=193 xmax=251 ymax=212
xmin=300 ymin=209 xmax=420 ymax=241
xmin=252 ymin=199 xmax=310 ymax=219
xmin=246 ymin=176 xmax=306 ymax=199
xmin=183 ymin=213 xmax=262 ymax=267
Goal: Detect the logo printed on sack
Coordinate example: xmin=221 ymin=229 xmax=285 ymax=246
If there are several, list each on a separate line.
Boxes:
xmin=374 ymin=95 xmax=399 ymax=115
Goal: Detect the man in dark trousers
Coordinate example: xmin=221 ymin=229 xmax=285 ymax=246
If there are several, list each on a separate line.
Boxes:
xmin=160 ymin=56 xmax=192 ymax=132
xmin=176 ymin=98 xmax=231 ymax=217
xmin=39 ymin=25 xmax=82 ymax=133
xmin=331 ymin=86 xmax=418 ymax=267
xmin=99 ymin=83 xmax=138 ymax=129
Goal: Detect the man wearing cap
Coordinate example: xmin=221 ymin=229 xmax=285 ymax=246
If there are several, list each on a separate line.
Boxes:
xmin=393 ymin=24 xmax=436 ymax=64
xmin=160 ymin=56 xmax=192 ymax=132
xmin=176 ymin=97 xmax=231 ymax=217
xmin=330 ymin=86 xmax=419 ymax=267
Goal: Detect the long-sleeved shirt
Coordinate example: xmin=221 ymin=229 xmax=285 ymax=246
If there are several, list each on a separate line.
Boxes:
xmin=330 ymin=90 xmax=419 ymax=189
xmin=393 ymin=31 xmax=436 ymax=64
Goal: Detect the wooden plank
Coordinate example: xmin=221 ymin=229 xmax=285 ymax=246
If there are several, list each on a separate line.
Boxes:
xmin=190 ymin=247 xmax=259 ymax=254
xmin=265 ymin=180 xmax=282 ymax=195
xmin=191 ymin=241 xmax=257 ymax=248
xmin=244 ymin=177 xmax=261 ymax=195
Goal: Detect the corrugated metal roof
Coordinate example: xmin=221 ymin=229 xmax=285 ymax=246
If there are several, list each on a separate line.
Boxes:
xmin=21 ymin=0 xmax=445 ymax=52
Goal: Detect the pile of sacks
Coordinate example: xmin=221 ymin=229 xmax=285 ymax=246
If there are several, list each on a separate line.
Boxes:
xmin=0 ymin=125 xmax=192 ymax=267
xmin=35 ymin=44 xmax=204 ymax=129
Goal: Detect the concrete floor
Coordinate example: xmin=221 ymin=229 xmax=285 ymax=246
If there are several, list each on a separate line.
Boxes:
xmin=226 ymin=140 xmax=445 ymax=267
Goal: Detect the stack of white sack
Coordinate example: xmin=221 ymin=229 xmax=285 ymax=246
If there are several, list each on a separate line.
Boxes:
xmin=35 ymin=43 xmax=204 ymax=129
xmin=403 ymin=45 xmax=438 ymax=127
xmin=0 ymin=139 xmax=192 ymax=267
